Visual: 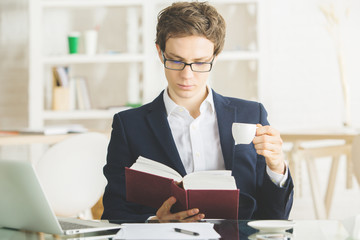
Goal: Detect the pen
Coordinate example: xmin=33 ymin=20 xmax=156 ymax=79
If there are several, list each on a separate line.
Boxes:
xmin=174 ymin=228 xmax=200 ymax=236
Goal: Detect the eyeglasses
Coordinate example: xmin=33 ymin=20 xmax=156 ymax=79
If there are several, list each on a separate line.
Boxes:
xmin=162 ymin=51 xmax=215 ymax=72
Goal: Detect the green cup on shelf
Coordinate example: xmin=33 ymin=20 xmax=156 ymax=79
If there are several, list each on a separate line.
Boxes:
xmin=67 ymin=32 xmax=80 ymax=54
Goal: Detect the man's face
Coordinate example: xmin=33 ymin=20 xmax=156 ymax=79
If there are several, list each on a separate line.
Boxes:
xmin=156 ymin=35 xmax=215 ymax=106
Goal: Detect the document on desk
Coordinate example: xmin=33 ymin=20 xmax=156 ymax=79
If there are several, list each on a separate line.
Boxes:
xmin=114 ymin=222 xmax=220 ymax=239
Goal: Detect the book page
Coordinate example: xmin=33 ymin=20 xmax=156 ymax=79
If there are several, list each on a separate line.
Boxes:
xmin=130 ymin=156 xmax=183 ymax=182
xmin=182 ymin=170 xmax=237 ymax=190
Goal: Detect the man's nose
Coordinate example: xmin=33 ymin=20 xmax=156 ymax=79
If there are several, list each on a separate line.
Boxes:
xmin=180 ymin=64 xmax=194 ymax=78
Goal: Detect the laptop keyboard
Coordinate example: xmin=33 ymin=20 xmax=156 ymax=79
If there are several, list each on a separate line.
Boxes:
xmin=59 ymin=220 xmax=94 ymax=230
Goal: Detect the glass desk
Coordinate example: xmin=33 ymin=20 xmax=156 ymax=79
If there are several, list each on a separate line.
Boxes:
xmin=0 ymin=219 xmax=352 ymax=240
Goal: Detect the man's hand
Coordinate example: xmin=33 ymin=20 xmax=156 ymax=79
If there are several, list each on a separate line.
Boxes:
xmin=150 ymin=196 xmax=205 ymax=222
xmin=253 ymin=124 xmax=285 ymax=174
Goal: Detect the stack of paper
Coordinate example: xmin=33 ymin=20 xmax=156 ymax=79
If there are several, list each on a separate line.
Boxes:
xmin=114 ymin=222 xmax=220 ymax=239
xmin=0 ymin=124 xmax=88 ymax=136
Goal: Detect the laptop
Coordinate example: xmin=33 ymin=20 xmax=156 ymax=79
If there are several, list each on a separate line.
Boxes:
xmin=0 ymin=160 xmax=122 ymax=235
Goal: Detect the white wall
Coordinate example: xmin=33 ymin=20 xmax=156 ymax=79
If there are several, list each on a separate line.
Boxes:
xmin=260 ymin=0 xmax=360 ymax=130
xmin=0 ymin=0 xmax=359 ymax=131
xmin=0 ymin=0 xmax=28 ymax=129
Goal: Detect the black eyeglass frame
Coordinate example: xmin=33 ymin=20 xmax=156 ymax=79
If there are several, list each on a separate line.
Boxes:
xmin=161 ymin=51 xmax=215 ymax=73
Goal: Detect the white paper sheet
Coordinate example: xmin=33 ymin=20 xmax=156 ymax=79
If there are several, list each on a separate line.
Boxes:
xmin=114 ymin=222 xmax=220 ymax=239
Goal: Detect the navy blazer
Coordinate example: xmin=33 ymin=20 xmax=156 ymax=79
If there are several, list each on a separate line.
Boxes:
xmin=102 ymin=90 xmax=293 ymax=222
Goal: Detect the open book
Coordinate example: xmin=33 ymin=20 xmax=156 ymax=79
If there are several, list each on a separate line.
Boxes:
xmin=125 ymin=156 xmax=239 ymax=219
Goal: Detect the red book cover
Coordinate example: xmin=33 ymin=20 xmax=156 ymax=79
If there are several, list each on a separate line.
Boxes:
xmin=125 ymin=167 xmax=239 ymax=219
xmin=187 ymin=189 xmax=239 ymax=219
xmin=125 ymin=168 xmax=174 ymax=208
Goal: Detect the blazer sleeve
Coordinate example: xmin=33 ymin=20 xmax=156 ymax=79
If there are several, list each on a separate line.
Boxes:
xmin=101 ymin=114 xmax=156 ymax=222
xmin=255 ymin=103 xmax=294 ymax=219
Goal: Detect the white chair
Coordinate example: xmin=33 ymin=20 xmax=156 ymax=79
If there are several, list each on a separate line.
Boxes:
xmin=35 ymin=132 xmax=108 ymax=219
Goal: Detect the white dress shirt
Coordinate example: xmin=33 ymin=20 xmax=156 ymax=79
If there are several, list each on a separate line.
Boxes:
xmin=164 ymin=87 xmax=225 ymax=172
xmin=163 ymin=87 xmax=288 ymax=187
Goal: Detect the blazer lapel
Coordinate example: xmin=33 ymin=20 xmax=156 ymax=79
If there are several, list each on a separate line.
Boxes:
xmin=213 ymin=90 xmax=237 ymax=170
xmin=145 ymin=92 xmax=187 ymax=176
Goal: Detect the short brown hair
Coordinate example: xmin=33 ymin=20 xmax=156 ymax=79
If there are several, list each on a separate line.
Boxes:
xmin=155 ymin=1 xmax=226 ymax=56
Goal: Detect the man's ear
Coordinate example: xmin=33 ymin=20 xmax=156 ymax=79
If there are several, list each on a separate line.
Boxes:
xmin=155 ymin=44 xmax=163 ymax=63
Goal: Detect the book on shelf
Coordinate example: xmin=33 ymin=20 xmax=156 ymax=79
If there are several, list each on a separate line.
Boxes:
xmin=125 ymin=156 xmax=239 ymax=219
xmin=51 ymin=76 xmax=92 ymax=111
xmin=69 ymin=78 xmax=77 ymax=110
xmin=0 ymin=124 xmax=88 ymax=136
xmin=52 ymin=66 xmax=69 ymax=87
xmin=74 ymin=77 xmax=91 ymax=110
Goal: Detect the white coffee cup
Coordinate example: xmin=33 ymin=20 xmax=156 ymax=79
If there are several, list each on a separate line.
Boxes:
xmin=232 ymin=123 xmax=257 ymax=145
xmin=85 ymin=30 xmax=98 ymax=55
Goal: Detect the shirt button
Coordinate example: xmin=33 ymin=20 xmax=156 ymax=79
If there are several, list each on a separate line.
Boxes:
xmin=192 ymin=125 xmax=197 ymax=130
xmin=178 ymin=108 xmax=183 ymax=112
xmin=195 ymin=152 xmax=200 ymax=158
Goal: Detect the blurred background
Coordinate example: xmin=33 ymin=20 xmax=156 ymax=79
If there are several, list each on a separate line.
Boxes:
xmin=0 ymin=0 xmax=359 ymax=221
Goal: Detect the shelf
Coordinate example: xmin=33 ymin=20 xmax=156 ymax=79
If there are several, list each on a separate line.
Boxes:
xmin=43 ymin=108 xmax=130 ymax=120
xmin=218 ymin=51 xmax=259 ymax=61
xmin=42 ymin=0 xmax=144 ymax=8
xmin=42 ymin=51 xmax=259 ymax=65
xmin=43 ymin=54 xmax=145 ymax=65
xmin=210 ymin=0 xmax=258 ymax=3
xmin=41 ymin=0 xmax=259 ymax=8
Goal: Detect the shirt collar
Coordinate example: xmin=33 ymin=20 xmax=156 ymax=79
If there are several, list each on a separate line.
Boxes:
xmin=202 ymin=85 xmax=215 ymax=113
xmin=163 ymin=85 xmax=215 ymax=117
xmin=163 ymin=88 xmax=178 ymax=116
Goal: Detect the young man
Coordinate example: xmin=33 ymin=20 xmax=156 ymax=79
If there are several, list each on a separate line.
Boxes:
xmin=102 ymin=1 xmax=293 ymax=222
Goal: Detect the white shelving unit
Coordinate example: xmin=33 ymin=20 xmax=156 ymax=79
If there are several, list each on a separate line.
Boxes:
xmin=28 ymin=0 xmax=262 ymax=129
xmin=43 ymin=54 xmax=145 ymax=64
xmin=42 ymin=109 xmax=130 ymax=120
xmin=218 ymin=51 xmax=259 ymax=61
xmin=210 ymin=0 xmax=262 ymax=101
